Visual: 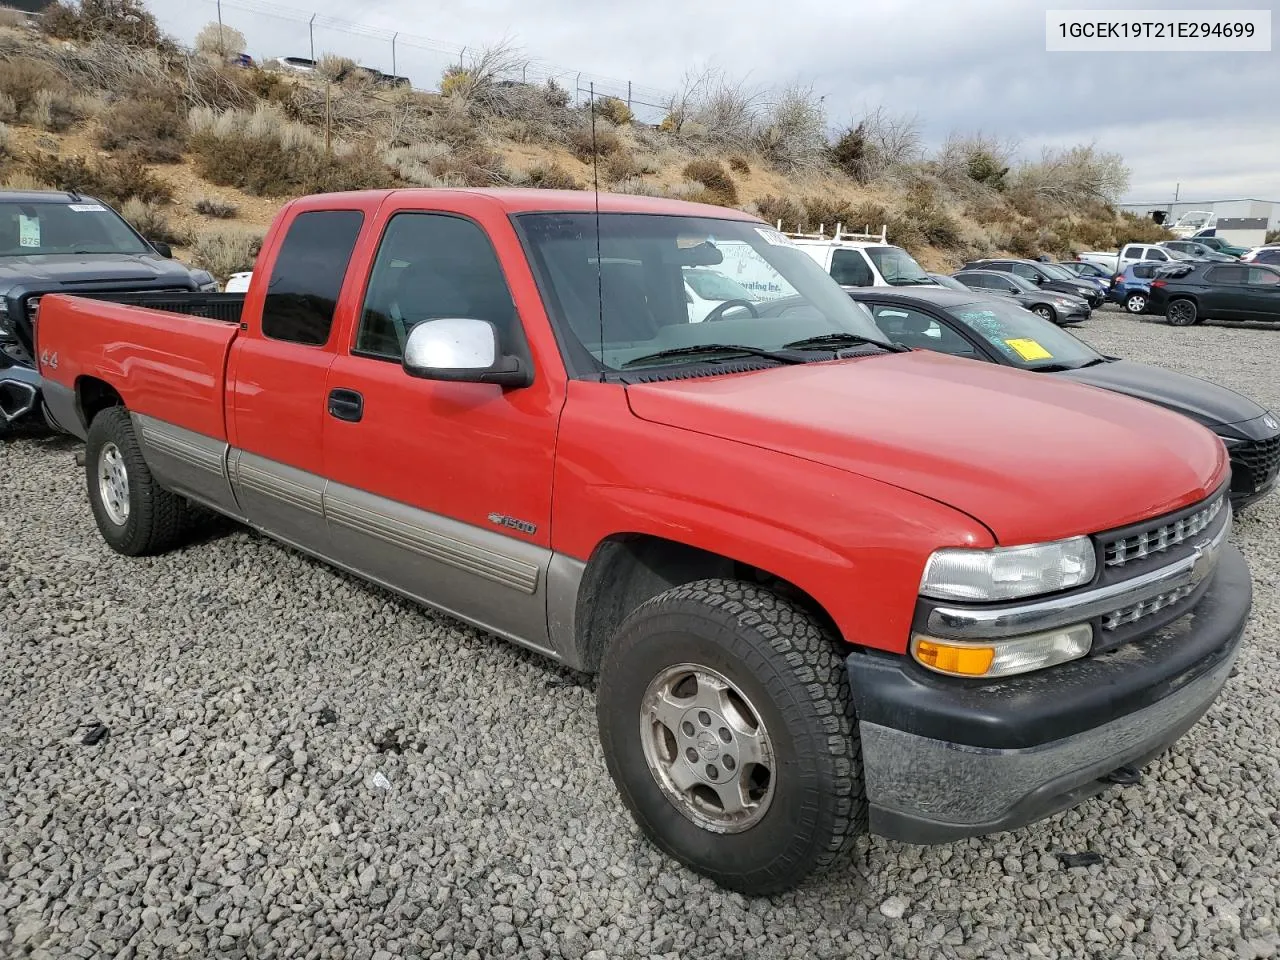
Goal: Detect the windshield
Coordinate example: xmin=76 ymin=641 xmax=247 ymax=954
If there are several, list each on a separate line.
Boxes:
xmin=0 ymin=200 xmax=150 ymax=256
xmin=517 ymin=213 xmax=890 ymax=372
xmin=865 ymin=245 xmax=931 ymax=285
xmin=684 ymin=269 xmax=754 ymax=301
xmin=1165 ymin=248 xmax=1193 ymax=260
xmin=945 ymin=300 xmax=1101 ymax=370
xmin=1038 ymin=263 xmax=1077 ymax=281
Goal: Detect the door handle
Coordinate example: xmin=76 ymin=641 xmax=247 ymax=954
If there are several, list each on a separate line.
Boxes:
xmin=327 ymin=388 xmax=364 ymax=423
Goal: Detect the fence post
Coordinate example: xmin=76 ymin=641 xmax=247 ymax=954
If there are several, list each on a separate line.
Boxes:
xmin=392 ymin=32 xmax=397 ymax=77
xmin=627 ymin=80 xmax=632 ymax=112
xmin=575 ymin=72 xmax=581 ymax=105
xmin=308 ymin=14 xmax=315 ymax=62
xmin=216 ymin=0 xmax=223 ymax=51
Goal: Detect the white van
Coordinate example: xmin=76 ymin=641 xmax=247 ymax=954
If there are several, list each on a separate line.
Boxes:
xmin=775 ymin=224 xmax=936 ymax=288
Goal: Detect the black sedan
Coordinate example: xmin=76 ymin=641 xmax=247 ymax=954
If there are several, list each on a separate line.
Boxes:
xmin=1149 ymin=262 xmax=1280 ymax=326
xmin=847 ymin=286 xmax=1280 ymax=509
xmin=961 ymin=257 xmax=1106 ymax=308
xmin=953 ymin=269 xmax=1091 ymax=325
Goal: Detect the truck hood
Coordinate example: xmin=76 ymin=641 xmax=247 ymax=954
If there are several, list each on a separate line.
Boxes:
xmin=624 ymin=351 xmax=1227 ymax=545
xmin=0 ymin=253 xmax=198 ymax=287
xmin=1054 ymin=359 xmax=1271 ymax=435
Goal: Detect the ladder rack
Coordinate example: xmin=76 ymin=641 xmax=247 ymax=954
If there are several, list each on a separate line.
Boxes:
xmin=776 ymin=221 xmax=888 ymax=244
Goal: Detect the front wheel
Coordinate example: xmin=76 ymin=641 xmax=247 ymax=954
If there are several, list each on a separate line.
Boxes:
xmin=1166 ymin=299 xmax=1198 ymax=326
xmin=86 ymin=407 xmax=191 ymax=556
xmin=1032 ymin=305 xmax=1057 ymax=324
xmin=596 ymin=579 xmax=865 ymax=895
xmin=1124 ymin=293 xmax=1148 ymax=314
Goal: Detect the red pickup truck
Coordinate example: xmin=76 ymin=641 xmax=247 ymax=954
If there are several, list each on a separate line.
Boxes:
xmin=37 ymin=189 xmax=1251 ymax=894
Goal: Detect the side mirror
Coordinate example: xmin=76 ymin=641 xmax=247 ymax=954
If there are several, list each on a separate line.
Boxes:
xmin=1032 ymin=274 xmax=1044 ymax=284
xmin=150 ymin=241 xmax=173 ymax=258
xmin=402 ymin=318 xmax=531 ymax=388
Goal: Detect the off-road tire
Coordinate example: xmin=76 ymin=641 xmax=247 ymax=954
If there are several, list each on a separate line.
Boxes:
xmin=85 ymin=407 xmax=190 ymax=556
xmin=596 ymin=579 xmax=865 ymax=895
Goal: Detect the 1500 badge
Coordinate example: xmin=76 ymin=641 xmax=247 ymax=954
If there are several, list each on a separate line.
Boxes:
xmin=488 ymin=512 xmax=537 ymax=535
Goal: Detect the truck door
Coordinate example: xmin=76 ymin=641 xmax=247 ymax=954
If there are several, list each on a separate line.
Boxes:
xmin=226 ymin=207 xmax=366 ymax=554
xmin=321 ymin=206 xmax=564 ymax=654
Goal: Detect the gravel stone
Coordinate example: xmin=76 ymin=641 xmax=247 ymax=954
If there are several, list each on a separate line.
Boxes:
xmin=1 ymin=309 xmax=1279 ymax=958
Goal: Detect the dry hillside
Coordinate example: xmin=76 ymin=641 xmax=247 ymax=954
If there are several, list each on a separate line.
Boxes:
xmin=0 ymin=1 xmax=1172 ymax=281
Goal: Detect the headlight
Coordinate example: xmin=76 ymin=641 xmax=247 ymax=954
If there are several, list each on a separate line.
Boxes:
xmin=911 ymin=624 xmax=1093 ymax=678
xmin=1053 ymin=298 xmax=1075 ymax=307
xmin=920 ymin=537 xmax=1095 ymax=602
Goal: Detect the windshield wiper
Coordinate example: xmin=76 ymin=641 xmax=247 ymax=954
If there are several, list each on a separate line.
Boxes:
xmin=1074 ymin=357 xmax=1113 ymax=368
xmin=783 ymin=333 xmax=908 ymax=353
xmin=620 ymin=343 xmax=808 ymax=369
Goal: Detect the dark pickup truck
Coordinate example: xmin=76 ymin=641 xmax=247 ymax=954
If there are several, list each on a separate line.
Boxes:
xmin=0 ymin=190 xmax=217 ymax=434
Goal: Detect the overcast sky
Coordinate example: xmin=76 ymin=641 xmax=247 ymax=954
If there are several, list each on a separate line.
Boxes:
xmin=153 ymin=0 xmax=1278 ymax=203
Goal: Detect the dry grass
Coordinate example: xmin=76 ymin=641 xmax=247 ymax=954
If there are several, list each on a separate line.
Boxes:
xmin=187 ymin=104 xmax=394 ymax=196
xmin=188 ymin=226 xmax=264 ymax=279
xmin=192 ymin=195 xmax=239 ymax=218
xmin=22 ymin=151 xmax=173 ymax=204
xmin=119 ymin=198 xmax=185 ymax=245
xmin=194 ymin=22 xmax=245 ymax=58
xmin=682 ymin=159 xmax=738 ymax=205
xmin=95 ymin=86 xmax=187 ymax=162
xmin=523 ymin=162 xmax=581 ymax=191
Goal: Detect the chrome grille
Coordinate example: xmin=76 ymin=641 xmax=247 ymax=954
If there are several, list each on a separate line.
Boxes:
xmin=1101 ymin=583 xmax=1196 ymax=631
xmin=1103 ymin=495 xmax=1223 ymax=568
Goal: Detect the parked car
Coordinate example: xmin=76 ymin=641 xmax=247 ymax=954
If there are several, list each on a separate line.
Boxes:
xmin=1058 ymin=260 xmax=1113 ymax=282
xmin=37 ymin=189 xmax=1251 ymax=895
xmin=786 ymin=227 xmax=939 ymax=288
xmin=850 ymin=286 xmax=1280 ymax=509
xmin=1193 ymin=235 xmax=1251 ymax=258
xmin=960 ymin=258 xmax=1104 ymax=307
xmin=952 ymin=269 xmax=1091 ymax=324
xmin=1148 ymin=261 xmax=1280 ymax=326
xmin=225 ymin=53 xmax=255 ymax=69
xmin=1108 ymin=262 xmax=1178 ymax=314
xmin=927 ymin=272 xmax=968 ymax=290
xmin=268 ymin=56 xmax=317 ymax=73
xmin=0 ymin=190 xmax=216 ymax=436
xmin=1241 ymin=245 xmax=1280 ymax=264
xmin=1078 ymin=243 xmax=1194 ymax=274
xmin=1160 ymin=240 xmax=1235 ymax=262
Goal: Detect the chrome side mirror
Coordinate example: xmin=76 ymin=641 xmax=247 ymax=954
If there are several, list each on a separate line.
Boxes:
xmin=402 ymin=318 xmax=531 ymax=388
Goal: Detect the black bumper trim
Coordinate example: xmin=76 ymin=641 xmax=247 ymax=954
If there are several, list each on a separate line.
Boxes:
xmin=846 ymin=544 xmax=1252 ymax=751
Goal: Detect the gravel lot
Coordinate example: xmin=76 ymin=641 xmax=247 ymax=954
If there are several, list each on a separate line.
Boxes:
xmin=2 ymin=307 xmax=1279 ymax=960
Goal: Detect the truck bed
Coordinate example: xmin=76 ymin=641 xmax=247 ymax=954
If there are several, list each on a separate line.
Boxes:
xmin=37 ymin=293 xmax=241 ymax=442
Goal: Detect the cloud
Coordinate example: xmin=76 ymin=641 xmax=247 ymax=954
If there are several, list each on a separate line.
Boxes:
xmin=154 ymin=0 xmax=1278 ymax=200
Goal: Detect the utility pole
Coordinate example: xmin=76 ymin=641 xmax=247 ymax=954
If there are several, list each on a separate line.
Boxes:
xmin=392 ymin=32 xmax=398 ymax=78
xmin=216 ymin=0 xmax=223 ymax=53
xmin=309 ymin=14 xmax=315 ymax=62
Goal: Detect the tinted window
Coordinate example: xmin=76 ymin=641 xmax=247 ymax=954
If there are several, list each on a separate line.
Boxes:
xmin=1255 ymin=250 xmax=1280 ymax=265
xmin=957 ymin=272 xmax=994 ymax=289
xmin=870 ymin=306 xmax=978 ymax=357
xmin=1009 ymin=262 xmax=1038 ymax=279
xmin=356 ymin=213 xmax=518 ymax=360
xmin=1248 ymin=267 xmax=1280 ymax=286
xmin=830 ymin=249 xmax=874 ymax=286
xmin=261 ymin=210 xmax=363 ymax=346
xmin=1133 ymin=264 xmax=1156 ymax=279
xmin=1122 ymin=245 xmax=1143 ymax=258
xmin=1147 ymin=249 xmax=1168 ymax=261
xmin=986 ymin=262 xmax=1012 ymax=273
xmin=0 ymin=199 xmax=150 ymax=256
xmin=1205 ymin=266 xmax=1247 ymax=285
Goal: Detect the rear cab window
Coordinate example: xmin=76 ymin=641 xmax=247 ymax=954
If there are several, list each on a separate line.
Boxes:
xmin=261 ymin=209 xmax=364 ymax=346
xmin=830 ymin=249 xmax=874 ymax=286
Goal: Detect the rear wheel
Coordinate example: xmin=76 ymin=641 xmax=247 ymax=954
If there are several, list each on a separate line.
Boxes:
xmin=86 ymin=407 xmax=191 ymax=556
xmin=596 ymin=579 xmax=865 ymax=895
xmin=1166 ymin=298 xmax=1198 ymax=326
xmin=1032 ymin=304 xmax=1057 ymax=324
xmin=1124 ymin=292 xmax=1148 ymax=314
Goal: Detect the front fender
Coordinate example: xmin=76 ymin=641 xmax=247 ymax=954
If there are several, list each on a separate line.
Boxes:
xmin=552 ymin=382 xmax=992 ymax=655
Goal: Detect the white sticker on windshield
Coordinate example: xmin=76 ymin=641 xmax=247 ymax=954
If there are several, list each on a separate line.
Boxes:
xmin=755 ymin=227 xmax=793 ymax=247
xmin=19 ymin=215 xmax=40 ymax=247
xmin=68 ymin=203 xmax=107 ymax=212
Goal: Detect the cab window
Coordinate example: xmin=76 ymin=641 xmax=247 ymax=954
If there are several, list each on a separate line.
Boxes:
xmin=356 ymin=212 xmax=520 ymax=361
xmin=869 ymin=305 xmax=978 ymax=356
xmin=830 ymin=249 xmax=874 ymax=286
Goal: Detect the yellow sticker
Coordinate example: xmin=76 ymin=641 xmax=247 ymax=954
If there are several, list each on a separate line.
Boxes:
xmin=1005 ymin=338 xmax=1053 ymax=361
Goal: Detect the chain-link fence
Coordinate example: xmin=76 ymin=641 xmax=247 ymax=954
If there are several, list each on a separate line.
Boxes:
xmin=150 ymin=0 xmax=674 ymax=122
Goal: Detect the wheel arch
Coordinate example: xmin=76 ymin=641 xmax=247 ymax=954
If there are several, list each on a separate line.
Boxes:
xmin=75 ymin=375 xmax=125 ymax=431
xmin=571 ymin=533 xmax=840 ymax=674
